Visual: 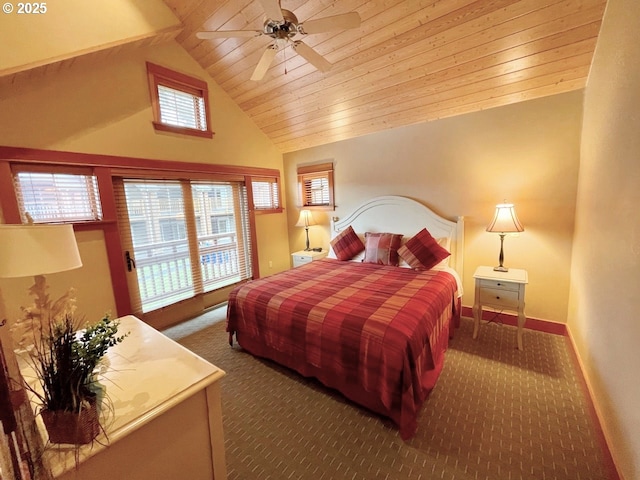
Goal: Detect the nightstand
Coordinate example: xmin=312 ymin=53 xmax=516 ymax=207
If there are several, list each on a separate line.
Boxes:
xmin=291 ymin=249 xmax=327 ymax=268
xmin=472 ymin=265 xmax=528 ymax=350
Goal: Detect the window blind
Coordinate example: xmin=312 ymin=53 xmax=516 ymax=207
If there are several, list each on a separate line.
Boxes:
xmin=13 ymin=171 xmax=102 ymax=223
xmin=301 ymin=173 xmax=330 ymax=206
xmin=191 ymin=181 xmax=252 ymax=292
xmin=116 ymin=179 xmax=193 ymax=313
xmin=297 ymin=162 xmax=334 ymax=209
xmin=115 ymin=177 xmax=252 ymax=315
xmin=251 ymin=176 xmax=280 ymax=210
xmin=157 ymin=84 xmax=207 ymax=132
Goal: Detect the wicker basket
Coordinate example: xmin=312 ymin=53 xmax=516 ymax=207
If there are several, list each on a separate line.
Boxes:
xmin=41 ymin=400 xmax=99 ymax=445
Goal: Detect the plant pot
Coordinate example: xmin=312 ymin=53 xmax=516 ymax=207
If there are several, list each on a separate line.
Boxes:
xmin=41 ymin=399 xmax=100 ymax=445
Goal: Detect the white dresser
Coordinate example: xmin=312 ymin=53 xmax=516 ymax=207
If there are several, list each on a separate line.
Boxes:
xmin=22 ymin=315 xmax=227 ymax=480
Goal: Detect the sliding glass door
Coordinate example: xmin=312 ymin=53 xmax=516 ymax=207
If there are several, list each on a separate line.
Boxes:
xmin=191 ymin=181 xmax=251 ymax=293
xmin=114 ymin=178 xmax=252 ymax=314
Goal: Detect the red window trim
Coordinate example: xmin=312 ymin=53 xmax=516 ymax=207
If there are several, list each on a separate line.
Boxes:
xmin=0 ymin=146 xmax=283 ymax=317
xmin=146 ymin=62 xmax=214 ymax=139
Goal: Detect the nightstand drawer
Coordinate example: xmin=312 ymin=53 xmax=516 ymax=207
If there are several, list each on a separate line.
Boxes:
xmin=478 ymin=278 xmax=519 ymax=291
xmin=291 ymin=250 xmax=328 ymax=268
xmin=292 ymin=254 xmax=313 ymax=267
xmin=479 ymin=287 xmax=520 ymax=309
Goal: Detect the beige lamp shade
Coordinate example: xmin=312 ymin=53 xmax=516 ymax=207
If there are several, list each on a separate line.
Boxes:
xmin=295 ymin=209 xmax=317 ymax=228
xmin=486 ymin=203 xmax=523 ymax=272
xmin=295 ymin=210 xmax=317 ymax=251
xmin=0 ymin=224 xmax=82 ymax=278
xmin=486 ymin=203 xmax=524 ymax=233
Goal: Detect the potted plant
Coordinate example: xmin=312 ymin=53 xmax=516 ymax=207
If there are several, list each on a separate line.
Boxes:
xmin=10 ymin=281 xmax=127 ymax=445
xmin=30 ymin=314 xmax=127 ymax=444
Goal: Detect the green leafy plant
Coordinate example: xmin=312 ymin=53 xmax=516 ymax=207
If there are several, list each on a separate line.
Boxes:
xmin=29 ymin=314 xmax=128 ymax=413
xmin=11 ymin=279 xmax=128 ymax=416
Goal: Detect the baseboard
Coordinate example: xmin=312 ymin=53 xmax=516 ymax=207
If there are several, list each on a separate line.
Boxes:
xmin=565 ymin=327 xmax=624 ymax=480
xmin=460 ymin=304 xmax=623 ymax=479
xmin=460 ymin=305 xmax=567 ymax=335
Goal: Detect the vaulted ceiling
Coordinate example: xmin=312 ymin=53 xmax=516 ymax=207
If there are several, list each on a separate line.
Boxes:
xmin=162 ymin=0 xmax=607 ymax=152
xmin=1 ymin=1 xmax=607 ymax=154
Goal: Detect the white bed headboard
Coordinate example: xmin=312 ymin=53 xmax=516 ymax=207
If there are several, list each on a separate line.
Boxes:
xmin=330 ymin=196 xmax=464 ymax=278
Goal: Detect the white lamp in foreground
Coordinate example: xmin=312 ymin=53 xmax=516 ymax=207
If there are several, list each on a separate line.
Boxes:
xmin=486 ymin=203 xmax=524 ymax=272
xmin=0 ymin=224 xmax=82 ymax=279
xmin=295 ymin=209 xmax=317 ymax=251
xmin=0 ymin=224 xmax=81 ymax=480
xmin=0 ymin=223 xmax=83 ymax=353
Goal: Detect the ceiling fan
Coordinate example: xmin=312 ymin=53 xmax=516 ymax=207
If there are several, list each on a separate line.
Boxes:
xmin=196 ymin=0 xmax=361 ymax=81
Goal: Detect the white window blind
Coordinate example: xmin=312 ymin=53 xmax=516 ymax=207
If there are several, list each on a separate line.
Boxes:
xmin=251 ymin=176 xmax=280 ymax=211
xmin=115 ymin=178 xmax=252 ymax=315
xmin=298 ymin=163 xmax=334 ymax=208
xmin=146 ymin=62 xmax=213 ymax=139
xmin=192 ymin=182 xmax=251 ymax=293
xmin=302 ymin=174 xmax=329 ymax=206
xmin=118 ymin=180 xmax=193 ymax=313
xmin=13 ymin=171 xmax=102 ymax=223
xmin=157 ymin=85 xmax=207 ymax=132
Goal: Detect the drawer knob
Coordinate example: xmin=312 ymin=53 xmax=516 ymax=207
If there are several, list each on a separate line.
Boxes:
xmin=497 ymin=282 xmax=502 ymax=286
xmin=496 ymin=296 xmax=500 ymax=299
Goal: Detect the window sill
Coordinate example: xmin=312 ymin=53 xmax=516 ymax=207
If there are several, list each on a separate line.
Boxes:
xmin=152 ymin=122 xmax=214 ymax=139
xmin=254 ymin=208 xmax=284 ymax=215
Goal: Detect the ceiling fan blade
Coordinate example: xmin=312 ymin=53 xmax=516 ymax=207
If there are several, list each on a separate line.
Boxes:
xmin=258 ymin=0 xmax=284 ymax=22
xmin=251 ymin=45 xmax=279 ymax=81
xmin=299 ymin=12 xmax=361 ymax=35
xmin=292 ymin=41 xmax=332 ymax=73
xmin=196 ymin=30 xmax=263 ymax=39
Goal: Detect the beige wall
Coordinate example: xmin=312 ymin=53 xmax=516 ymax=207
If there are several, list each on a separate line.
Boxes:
xmin=569 ymin=0 xmax=640 ymax=477
xmin=284 ymin=91 xmax=583 ymax=323
xmin=0 ymin=40 xmax=289 ymax=326
xmin=0 ymin=0 xmax=179 ymax=75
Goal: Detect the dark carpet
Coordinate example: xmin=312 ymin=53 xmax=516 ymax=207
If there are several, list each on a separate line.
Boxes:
xmin=163 ymin=308 xmax=614 ymax=480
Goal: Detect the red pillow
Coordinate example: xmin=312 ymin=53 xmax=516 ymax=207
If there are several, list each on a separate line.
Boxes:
xmin=330 ymin=225 xmax=365 ymax=261
xmin=362 ymin=232 xmax=403 ymax=266
xmin=398 ymin=228 xmax=451 ymax=270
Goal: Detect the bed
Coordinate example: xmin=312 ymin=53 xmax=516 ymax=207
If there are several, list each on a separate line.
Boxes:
xmin=227 ymin=196 xmax=464 ymax=439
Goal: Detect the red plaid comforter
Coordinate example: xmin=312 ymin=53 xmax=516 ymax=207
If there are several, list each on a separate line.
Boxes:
xmin=227 ymin=258 xmax=459 ymax=439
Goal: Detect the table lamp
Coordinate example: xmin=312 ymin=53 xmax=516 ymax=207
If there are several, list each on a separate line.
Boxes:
xmin=486 ymin=203 xmax=524 ymax=272
xmin=295 ymin=209 xmax=316 ymax=251
xmin=0 ymin=223 xmax=82 ymax=480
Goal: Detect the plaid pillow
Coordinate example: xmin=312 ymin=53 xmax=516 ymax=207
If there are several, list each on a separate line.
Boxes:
xmin=362 ymin=232 xmax=403 ymax=266
xmin=398 ymin=228 xmax=451 ymax=270
xmin=330 ymin=225 xmax=365 ymax=261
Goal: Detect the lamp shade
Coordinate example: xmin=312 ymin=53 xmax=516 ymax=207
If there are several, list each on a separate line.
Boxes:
xmin=486 ymin=203 xmax=524 ymax=233
xmin=0 ymin=224 xmax=82 ymax=278
xmin=295 ymin=209 xmax=317 ymax=228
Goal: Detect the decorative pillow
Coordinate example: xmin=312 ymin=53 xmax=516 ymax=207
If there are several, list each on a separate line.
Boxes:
xmin=398 ymin=228 xmax=451 ymax=270
xmin=362 ymin=232 xmax=403 ymax=266
xmin=330 ymin=225 xmax=365 ymax=261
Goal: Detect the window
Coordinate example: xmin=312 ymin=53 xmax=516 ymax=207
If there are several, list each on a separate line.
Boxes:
xmin=251 ymin=176 xmax=281 ymax=212
xmin=297 ymin=162 xmax=334 ymax=209
xmin=119 ymin=181 xmax=193 ymax=311
xmin=192 ymin=182 xmax=251 ymax=294
xmin=115 ymin=178 xmax=251 ymax=313
xmin=146 ymin=62 xmax=214 ymax=139
xmin=13 ymin=167 xmax=102 ymax=223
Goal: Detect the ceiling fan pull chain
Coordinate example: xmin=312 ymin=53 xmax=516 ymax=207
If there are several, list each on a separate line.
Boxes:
xmin=284 ymin=43 xmax=288 ymax=75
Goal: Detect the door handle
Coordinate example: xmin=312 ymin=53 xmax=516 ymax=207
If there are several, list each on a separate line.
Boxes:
xmin=125 ymin=251 xmax=136 ymax=272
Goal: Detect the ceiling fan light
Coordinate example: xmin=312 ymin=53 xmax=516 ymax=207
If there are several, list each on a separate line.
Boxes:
xmin=197 ymin=3 xmax=359 ymax=79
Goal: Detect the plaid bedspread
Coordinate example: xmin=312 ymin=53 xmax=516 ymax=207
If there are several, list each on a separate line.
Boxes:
xmin=227 ymin=258 xmax=459 ymax=438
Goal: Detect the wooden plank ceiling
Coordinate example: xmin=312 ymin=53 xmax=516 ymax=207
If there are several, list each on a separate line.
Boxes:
xmin=165 ymin=0 xmax=607 ymax=153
